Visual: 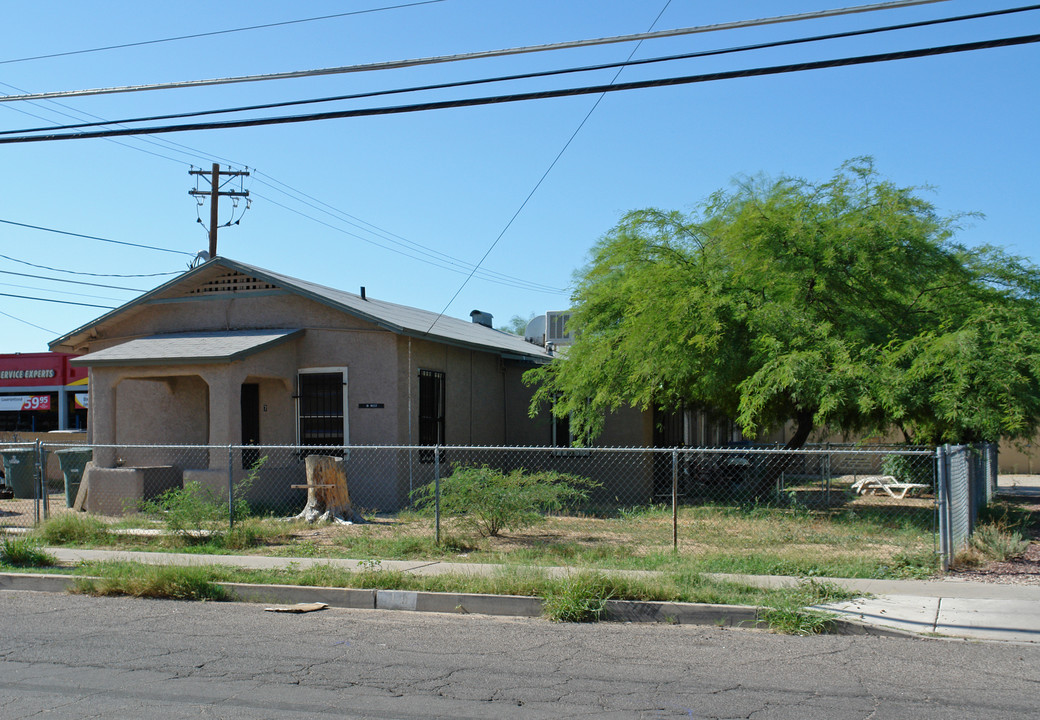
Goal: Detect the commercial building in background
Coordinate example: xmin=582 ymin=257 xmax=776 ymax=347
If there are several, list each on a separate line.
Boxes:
xmin=0 ymin=352 xmax=87 ymax=432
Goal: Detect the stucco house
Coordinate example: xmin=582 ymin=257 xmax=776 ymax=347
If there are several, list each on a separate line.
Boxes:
xmin=48 ymin=257 xmax=562 ymax=511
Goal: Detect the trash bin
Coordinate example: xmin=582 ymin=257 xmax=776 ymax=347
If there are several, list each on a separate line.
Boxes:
xmin=56 ymin=447 xmax=93 ymax=508
xmin=0 ymin=448 xmax=38 ymax=500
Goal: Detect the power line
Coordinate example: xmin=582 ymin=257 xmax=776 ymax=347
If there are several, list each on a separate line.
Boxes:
xmin=0 ymin=1 xmax=446 ymax=66
xmin=2 ymin=76 xmax=560 ymax=295
xmin=0 ymin=253 xmax=181 ymax=278
xmin=7 ymin=2 xmax=1034 ymax=137
xmin=0 ymin=309 xmax=55 ymax=334
xmin=0 ymin=218 xmax=195 ymax=256
xmin=0 ymin=269 xmax=146 ymax=292
xmin=0 ymin=0 xmax=952 ymax=103
xmin=427 ymin=0 xmax=675 ymax=332
xmin=1 ymin=32 xmax=1035 ymax=145
xmin=0 ymin=292 xmax=115 ymax=309
xmin=250 ymin=178 xmax=566 ymax=293
xmin=0 ymin=281 xmax=126 ymax=302
xmin=0 ymin=82 xmax=207 ymax=164
xmin=250 ymin=190 xmax=567 ymax=294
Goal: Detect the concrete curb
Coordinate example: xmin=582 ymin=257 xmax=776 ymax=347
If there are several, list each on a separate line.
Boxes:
xmin=0 ymin=571 xmax=917 ymax=638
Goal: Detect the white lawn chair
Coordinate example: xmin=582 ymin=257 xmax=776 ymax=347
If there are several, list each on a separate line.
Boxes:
xmin=851 ymin=475 xmax=929 ymax=499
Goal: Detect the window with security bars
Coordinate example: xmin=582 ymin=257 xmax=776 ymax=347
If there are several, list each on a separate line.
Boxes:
xmin=297 ymin=371 xmax=346 ymax=451
xmin=418 ymin=369 xmax=445 ymax=463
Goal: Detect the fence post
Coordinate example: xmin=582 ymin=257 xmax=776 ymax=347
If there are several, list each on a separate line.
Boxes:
xmin=672 ymin=448 xmax=678 ymax=551
xmin=227 ymin=445 xmax=234 ymax=530
xmin=936 ymin=445 xmax=950 ymax=570
xmin=434 ymin=445 xmax=441 ymax=546
xmin=824 ymin=449 xmax=831 ymax=507
xmin=33 ymin=439 xmax=42 ymax=525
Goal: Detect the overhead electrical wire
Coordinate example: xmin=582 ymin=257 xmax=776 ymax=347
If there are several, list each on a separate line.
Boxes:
xmin=1 ymin=33 xmax=1036 ymax=145
xmin=0 ymin=292 xmax=115 ymax=309
xmin=0 ymin=0 xmax=952 ymax=104
xmin=249 ymin=177 xmax=564 ymax=293
xmin=0 ymin=82 xmax=211 ymax=164
xmin=6 ymin=2 xmax=1036 ymax=137
xmin=251 ymin=190 xmax=566 ymax=294
xmin=0 ymin=218 xmax=195 ymax=256
xmin=0 ymin=269 xmax=146 ymax=292
xmin=426 ymin=0 xmax=676 ymax=332
xmin=0 ymin=253 xmax=181 ymax=278
xmin=0 ymin=281 xmax=126 ymax=303
xmin=0 ymin=1 xmax=446 ymax=66
xmin=0 ymin=309 xmax=55 ymax=334
xmin=0 ymin=96 xmax=566 ymax=295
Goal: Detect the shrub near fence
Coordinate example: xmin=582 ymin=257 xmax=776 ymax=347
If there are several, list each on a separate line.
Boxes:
xmin=0 ymin=442 xmax=998 ymax=573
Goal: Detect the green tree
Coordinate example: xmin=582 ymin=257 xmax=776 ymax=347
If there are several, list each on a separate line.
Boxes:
xmin=525 ymin=159 xmax=1040 ymax=447
xmin=497 ymin=312 xmax=537 ymax=336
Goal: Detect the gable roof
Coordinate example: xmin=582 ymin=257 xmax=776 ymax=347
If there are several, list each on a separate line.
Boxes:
xmin=50 ymin=257 xmax=551 ymax=363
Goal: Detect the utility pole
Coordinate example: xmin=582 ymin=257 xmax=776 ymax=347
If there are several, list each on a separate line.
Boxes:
xmin=189 ymin=164 xmax=250 ymax=259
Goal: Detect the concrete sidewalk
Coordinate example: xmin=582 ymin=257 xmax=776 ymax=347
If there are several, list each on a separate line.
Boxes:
xmin=39 ymin=547 xmax=1040 ymax=643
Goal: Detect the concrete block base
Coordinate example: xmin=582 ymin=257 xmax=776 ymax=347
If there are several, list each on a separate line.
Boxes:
xmin=82 ymin=466 xmax=180 ymax=516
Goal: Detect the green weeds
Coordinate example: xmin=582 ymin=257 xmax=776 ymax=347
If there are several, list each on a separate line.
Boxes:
xmin=71 ymin=562 xmax=228 ymax=601
xmin=0 ymin=536 xmax=57 ymax=567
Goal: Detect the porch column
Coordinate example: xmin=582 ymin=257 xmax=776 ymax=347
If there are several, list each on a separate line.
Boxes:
xmin=204 ymin=370 xmax=243 ymax=470
xmin=88 ymin=369 xmax=118 ymax=467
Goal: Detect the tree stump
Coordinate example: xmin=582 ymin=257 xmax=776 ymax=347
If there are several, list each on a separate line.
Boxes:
xmin=287 ymin=454 xmax=364 ymax=524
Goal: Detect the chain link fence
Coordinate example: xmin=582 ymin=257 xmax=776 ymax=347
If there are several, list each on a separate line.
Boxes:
xmin=937 ymin=443 xmax=1000 ymax=569
xmin=0 ymin=441 xmax=1002 ymax=570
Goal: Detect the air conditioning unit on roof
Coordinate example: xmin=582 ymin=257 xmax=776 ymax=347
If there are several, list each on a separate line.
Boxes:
xmin=546 ymin=311 xmax=573 ymax=346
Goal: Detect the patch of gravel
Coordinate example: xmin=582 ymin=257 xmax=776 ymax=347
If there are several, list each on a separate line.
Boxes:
xmin=950 ymin=491 xmax=1040 ymax=585
xmin=951 ymin=542 xmax=1040 ymax=585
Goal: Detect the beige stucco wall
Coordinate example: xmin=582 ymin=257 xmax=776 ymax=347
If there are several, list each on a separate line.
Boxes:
xmin=395 ymin=335 xmax=521 ymax=447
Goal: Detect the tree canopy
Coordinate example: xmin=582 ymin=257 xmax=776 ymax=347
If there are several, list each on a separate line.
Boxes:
xmin=497 ymin=313 xmax=536 ymax=336
xmin=525 ymin=159 xmax=1040 ymax=448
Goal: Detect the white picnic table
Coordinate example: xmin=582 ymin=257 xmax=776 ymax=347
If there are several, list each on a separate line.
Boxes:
xmin=850 ymin=475 xmax=929 ymax=499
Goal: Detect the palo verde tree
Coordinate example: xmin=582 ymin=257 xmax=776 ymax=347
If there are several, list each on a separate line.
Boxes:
xmin=525 ymin=159 xmax=1040 ymax=448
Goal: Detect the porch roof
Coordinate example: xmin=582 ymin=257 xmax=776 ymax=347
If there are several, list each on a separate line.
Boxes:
xmin=70 ymin=328 xmax=302 ymax=367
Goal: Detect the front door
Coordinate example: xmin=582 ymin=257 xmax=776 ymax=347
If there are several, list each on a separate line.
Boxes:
xmin=241 ymin=383 xmax=260 ymax=468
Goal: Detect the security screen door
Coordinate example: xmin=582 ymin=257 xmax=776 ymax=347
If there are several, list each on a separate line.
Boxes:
xmin=298 ymin=370 xmax=347 ymax=448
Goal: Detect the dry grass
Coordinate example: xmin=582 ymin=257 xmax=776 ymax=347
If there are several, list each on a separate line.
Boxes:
xmin=19 ymin=485 xmax=938 ymax=578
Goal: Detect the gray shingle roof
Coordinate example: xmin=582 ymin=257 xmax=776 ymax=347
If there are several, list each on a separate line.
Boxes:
xmin=70 ymin=328 xmax=303 ymax=367
xmin=51 ymin=258 xmax=552 ymax=363
xmin=226 ymin=259 xmax=550 ymax=361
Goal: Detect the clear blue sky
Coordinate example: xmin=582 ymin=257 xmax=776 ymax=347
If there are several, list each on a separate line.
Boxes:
xmin=1 ymin=0 xmax=1037 ymax=352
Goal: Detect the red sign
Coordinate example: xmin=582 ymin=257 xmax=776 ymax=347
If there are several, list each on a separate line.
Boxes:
xmin=0 ymin=352 xmax=81 ymax=388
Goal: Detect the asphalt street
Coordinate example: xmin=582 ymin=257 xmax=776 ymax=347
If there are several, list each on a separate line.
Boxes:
xmin=1 ymin=591 xmax=1038 ymax=719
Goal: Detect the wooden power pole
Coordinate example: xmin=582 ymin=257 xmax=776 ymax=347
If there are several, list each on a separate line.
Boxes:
xmin=189 ymin=164 xmax=250 ymax=259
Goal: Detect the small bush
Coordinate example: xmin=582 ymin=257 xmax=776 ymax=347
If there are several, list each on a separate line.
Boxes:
xmin=0 ymin=536 xmax=56 ymax=567
xmin=412 ymin=464 xmax=599 ymax=537
xmin=139 ymin=481 xmax=227 ymax=542
xmin=37 ymin=513 xmax=110 ymax=545
xmin=971 ymin=523 xmax=1030 ymax=562
xmin=881 ymin=454 xmax=932 ymax=487
xmin=138 ymin=456 xmax=267 ymax=545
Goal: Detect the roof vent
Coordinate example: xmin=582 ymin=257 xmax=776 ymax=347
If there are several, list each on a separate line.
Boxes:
xmin=470 ymin=310 xmax=493 ymax=328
